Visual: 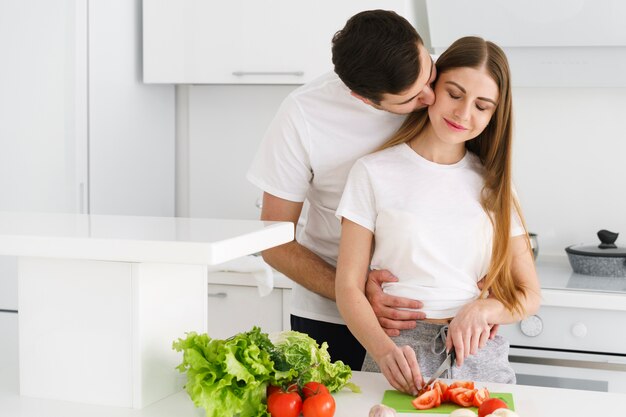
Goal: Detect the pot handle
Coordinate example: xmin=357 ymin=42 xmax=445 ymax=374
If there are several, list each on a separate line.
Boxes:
xmin=597 ymin=229 xmax=618 ymax=249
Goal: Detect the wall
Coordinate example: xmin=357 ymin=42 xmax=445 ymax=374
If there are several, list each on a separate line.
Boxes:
xmin=184 ymin=85 xmax=626 ymax=257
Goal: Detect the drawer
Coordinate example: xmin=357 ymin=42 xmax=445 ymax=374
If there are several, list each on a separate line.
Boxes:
xmin=207 ymin=284 xmax=284 ymax=340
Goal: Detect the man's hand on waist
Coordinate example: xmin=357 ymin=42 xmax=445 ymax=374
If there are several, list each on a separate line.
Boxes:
xmin=365 ymin=269 xmax=426 ymax=337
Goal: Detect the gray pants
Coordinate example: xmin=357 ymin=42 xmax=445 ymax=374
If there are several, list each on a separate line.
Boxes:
xmin=362 ymin=321 xmax=516 ymax=384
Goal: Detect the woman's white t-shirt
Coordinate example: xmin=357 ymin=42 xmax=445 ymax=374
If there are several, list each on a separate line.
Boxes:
xmin=336 ymin=144 xmax=525 ymax=319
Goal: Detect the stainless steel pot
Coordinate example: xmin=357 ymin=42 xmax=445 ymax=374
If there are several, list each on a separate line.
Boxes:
xmin=565 ymin=230 xmax=626 ymax=277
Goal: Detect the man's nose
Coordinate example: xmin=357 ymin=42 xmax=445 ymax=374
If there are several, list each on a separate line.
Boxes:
xmin=418 ymin=85 xmax=435 ymax=106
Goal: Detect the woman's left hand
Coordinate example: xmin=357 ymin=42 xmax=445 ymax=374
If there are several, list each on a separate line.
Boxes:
xmin=446 ymin=300 xmax=492 ymax=367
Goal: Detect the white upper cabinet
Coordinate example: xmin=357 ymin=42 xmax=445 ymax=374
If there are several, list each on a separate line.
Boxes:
xmin=143 ymin=0 xmax=414 ymax=84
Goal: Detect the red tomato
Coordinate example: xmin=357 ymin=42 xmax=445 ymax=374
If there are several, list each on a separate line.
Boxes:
xmin=267 ymin=383 xmax=298 ymax=399
xmin=267 ymin=390 xmax=302 ymax=417
xmin=473 ymin=387 xmax=490 ymax=407
xmin=433 ymin=381 xmax=449 ymax=403
xmin=448 ymin=387 xmax=475 ymax=407
xmin=302 ymin=392 xmax=336 ymax=417
xmin=478 ymin=398 xmax=509 ymax=417
xmin=449 ymin=380 xmax=475 ymax=390
xmin=411 ymin=388 xmax=440 ymax=410
xmin=302 ymin=381 xmax=330 ymax=398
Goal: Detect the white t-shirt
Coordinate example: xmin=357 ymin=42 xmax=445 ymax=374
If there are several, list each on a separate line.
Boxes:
xmin=336 ymin=144 xmax=525 ymax=319
xmin=247 ymin=72 xmax=406 ymax=324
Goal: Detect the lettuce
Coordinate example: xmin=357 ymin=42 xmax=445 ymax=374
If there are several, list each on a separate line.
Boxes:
xmin=270 ymin=330 xmax=360 ymax=393
xmin=173 ymin=327 xmax=359 ymax=417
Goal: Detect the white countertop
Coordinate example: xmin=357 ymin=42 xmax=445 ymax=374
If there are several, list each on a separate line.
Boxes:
xmin=0 ymin=211 xmax=293 ymax=265
xmin=1 ymin=342 xmax=625 ymax=417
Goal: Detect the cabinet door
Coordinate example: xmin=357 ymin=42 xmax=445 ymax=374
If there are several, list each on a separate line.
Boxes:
xmin=0 ymin=312 xmax=18 ymax=382
xmin=143 ymin=0 xmax=413 ymax=84
xmin=207 ymin=284 xmax=283 ymax=339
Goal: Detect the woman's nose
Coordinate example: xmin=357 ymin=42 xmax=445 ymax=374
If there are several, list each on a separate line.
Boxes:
xmin=453 ymin=101 xmax=471 ymax=120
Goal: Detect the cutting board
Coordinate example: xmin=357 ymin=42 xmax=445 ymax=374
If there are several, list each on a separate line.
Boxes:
xmin=381 ymin=390 xmax=515 ymax=414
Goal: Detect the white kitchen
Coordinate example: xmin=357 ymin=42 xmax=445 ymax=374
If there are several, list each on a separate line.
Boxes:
xmin=1 ymin=1 xmax=626 ymax=416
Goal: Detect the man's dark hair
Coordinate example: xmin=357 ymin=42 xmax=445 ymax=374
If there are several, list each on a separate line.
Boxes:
xmin=332 ymin=9 xmax=423 ymax=103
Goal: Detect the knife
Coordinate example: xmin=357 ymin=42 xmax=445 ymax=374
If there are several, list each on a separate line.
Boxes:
xmin=419 ymin=350 xmax=456 ymax=394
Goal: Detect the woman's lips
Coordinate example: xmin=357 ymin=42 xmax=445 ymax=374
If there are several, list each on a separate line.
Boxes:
xmin=444 ymin=118 xmax=467 ymax=131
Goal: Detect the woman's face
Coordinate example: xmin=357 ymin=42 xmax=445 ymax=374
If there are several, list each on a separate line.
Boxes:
xmin=427 ymin=66 xmax=499 ymax=145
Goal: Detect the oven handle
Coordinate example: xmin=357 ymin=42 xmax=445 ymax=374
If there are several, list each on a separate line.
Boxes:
xmin=509 ymin=355 xmax=626 ymax=372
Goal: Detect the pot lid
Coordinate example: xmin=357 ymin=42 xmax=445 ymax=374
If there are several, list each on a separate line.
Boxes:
xmin=565 ymin=229 xmax=626 ymax=258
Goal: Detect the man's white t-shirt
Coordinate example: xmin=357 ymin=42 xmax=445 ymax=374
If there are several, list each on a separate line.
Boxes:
xmin=247 ymin=72 xmax=406 ymax=324
xmin=336 ymin=144 xmax=525 ymax=319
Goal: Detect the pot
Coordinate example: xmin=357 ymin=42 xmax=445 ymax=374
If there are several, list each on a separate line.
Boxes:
xmin=565 ymin=229 xmax=626 ymax=277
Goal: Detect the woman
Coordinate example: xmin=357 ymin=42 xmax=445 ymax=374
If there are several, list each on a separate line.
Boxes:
xmin=334 ymin=36 xmax=541 ymax=396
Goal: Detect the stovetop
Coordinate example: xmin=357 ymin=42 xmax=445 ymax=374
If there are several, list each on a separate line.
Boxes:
xmin=537 ymin=256 xmax=626 ymax=294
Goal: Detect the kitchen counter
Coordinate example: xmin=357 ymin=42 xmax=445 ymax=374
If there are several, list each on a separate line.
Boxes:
xmin=0 ymin=211 xmax=294 ymax=409
xmin=1 ymin=355 xmax=625 ymax=417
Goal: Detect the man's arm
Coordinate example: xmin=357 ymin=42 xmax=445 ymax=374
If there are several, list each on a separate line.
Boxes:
xmin=260 ymin=192 xmax=337 ymax=300
xmin=261 ymin=192 xmax=427 ymax=332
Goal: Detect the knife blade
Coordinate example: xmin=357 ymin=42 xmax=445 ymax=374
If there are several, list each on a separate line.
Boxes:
xmin=419 ymin=350 xmax=456 ymax=394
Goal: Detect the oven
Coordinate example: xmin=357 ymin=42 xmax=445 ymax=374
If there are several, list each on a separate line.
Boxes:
xmin=498 ymin=259 xmax=626 ymax=394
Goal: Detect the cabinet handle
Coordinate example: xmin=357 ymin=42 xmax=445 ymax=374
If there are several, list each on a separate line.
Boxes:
xmin=232 ymin=71 xmax=304 ymax=77
xmin=207 ymin=292 xmax=227 ymax=298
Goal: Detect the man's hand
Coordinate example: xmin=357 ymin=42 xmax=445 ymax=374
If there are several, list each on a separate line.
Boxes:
xmin=365 ymin=269 xmax=425 ymax=337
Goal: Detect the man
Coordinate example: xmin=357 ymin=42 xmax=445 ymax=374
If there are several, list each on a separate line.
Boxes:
xmin=246 ymin=10 xmax=436 ymax=370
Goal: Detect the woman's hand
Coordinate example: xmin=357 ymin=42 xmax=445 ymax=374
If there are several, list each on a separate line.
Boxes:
xmin=446 ymin=300 xmax=491 ymax=367
xmin=375 ymin=343 xmax=423 ymax=396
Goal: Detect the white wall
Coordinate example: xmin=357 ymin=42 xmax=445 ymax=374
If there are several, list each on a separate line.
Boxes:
xmin=184 ymin=86 xmax=626 ymax=257
xmin=512 ymin=87 xmax=626 ymax=255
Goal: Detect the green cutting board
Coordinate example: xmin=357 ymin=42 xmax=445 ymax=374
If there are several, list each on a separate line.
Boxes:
xmin=381 ymin=390 xmax=515 ymax=414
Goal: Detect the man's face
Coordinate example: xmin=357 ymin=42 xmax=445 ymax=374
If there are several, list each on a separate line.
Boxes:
xmin=352 ymin=44 xmax=437 ymax=114
xmin=371 ymin=43 xmax=437 ymax=115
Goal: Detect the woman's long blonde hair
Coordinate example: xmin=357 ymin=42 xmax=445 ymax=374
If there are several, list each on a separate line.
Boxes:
xmin=381 ymin=36 xmax=530 ymax=315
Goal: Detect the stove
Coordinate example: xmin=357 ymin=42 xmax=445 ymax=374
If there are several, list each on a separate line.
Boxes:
xmin=498 ymin=256 xmax=626 ymax=394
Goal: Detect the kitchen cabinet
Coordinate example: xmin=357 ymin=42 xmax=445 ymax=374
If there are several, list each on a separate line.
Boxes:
xmin=143 ymin=0 xmax=414 ymax=84
xmin=0 ymin=212 xmax=293 ymax=409
xmin=207 ymin=284 xmax=286 ymax=339
xmin=206 ymin=270 xmax=293 ymax=339
xmin=0 ymin=311 xmax=18 ymax=384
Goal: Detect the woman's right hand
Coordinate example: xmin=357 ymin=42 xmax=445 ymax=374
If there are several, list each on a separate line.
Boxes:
xmin=375 ymin=344 xmax=423 ymax=396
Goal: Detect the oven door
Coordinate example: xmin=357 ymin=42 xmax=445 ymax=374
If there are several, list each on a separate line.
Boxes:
xmin=508 ymin=347 xmax=626 ymax=394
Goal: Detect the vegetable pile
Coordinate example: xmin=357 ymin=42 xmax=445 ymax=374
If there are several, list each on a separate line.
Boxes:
xmin=172 ymin=326 xmax=359 ymax=417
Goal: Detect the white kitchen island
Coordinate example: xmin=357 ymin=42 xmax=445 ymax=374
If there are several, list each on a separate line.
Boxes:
xmin=0 ymin=211 xmax=293 ymax=409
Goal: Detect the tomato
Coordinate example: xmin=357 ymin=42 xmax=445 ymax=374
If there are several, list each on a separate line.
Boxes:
xmin=267 ymin=383 xmax=298 ymax=399
xmin=477 ymin=398 xmax=509 ymax=417
xmin=433 ymin=380 xmax=449 ymax=402
xmin=472 ymin=387 xmax=490 ymax=407
xmin=302 ymin=381 xmax=330 ymax=398
xmin=449 ymin=380 xmax=475 ymax=390
xmin=302 ymin=392 xmax=336 ymax=417
xmin=267 ymin=390 xmax=302 ymax=417
xmin=448 ymin=387 xmax=475 ymax=407
xmin=411 ymin=388 xmax=440 ymax=410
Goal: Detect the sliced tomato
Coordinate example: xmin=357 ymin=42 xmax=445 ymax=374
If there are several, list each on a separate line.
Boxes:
xmin=454 ymin=388 xmax=477 ymax=407
xmin=411 ymin=388 xmax=440 ymax=410
xmin=449 ymin=380 xmax=475 ymax=390
xmin=433 ymin=381 xmax=449 ymax=403
xmin=473 ymin=387 xmax=490 ymax=407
